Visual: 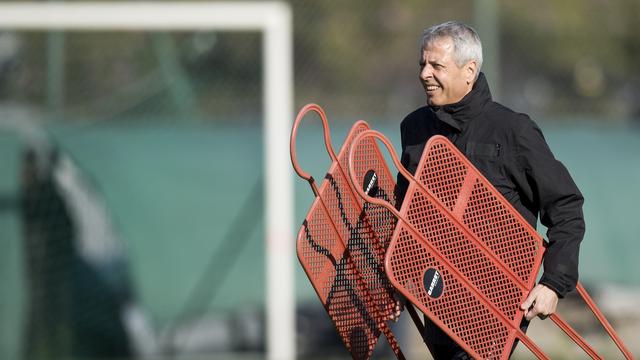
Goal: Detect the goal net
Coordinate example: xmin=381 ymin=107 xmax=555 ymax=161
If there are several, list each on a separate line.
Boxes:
xmin=0 ymin=2 xmax=293 ymax=359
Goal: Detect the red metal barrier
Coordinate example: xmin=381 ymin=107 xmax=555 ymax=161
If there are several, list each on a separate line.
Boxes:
xmin=291 ymin=104 xmax=404 ymax=359
xmin=347 ymin=130 xmax=634 ymax=360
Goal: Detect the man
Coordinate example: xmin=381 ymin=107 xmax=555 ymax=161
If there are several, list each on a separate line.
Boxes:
xmin=394 ymin=21 xmax=585 ymax=359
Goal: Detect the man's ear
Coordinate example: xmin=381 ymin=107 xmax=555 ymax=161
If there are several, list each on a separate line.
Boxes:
xmin=465 ymin=61 xmax=478 ymax=84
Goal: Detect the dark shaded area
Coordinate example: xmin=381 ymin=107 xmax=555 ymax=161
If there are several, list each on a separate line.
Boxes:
xmin=19 ymin=148 xmax=132 ymax=359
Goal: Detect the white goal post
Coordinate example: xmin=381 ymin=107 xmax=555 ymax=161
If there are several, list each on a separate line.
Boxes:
xmin=0 ymin=2 xmax=295 ymax=360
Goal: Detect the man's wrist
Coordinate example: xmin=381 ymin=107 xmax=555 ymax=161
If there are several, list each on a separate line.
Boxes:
xmin=538 ymin=277 xmax=564 ymax=298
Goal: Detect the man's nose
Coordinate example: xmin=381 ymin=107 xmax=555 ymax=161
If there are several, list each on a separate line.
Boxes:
xmin=420 ymin=64 xmax=432 ymax=80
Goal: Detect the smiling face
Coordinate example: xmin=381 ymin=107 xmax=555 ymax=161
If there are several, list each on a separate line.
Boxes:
xmin=419 ymin=37 xmax=477 ymax=106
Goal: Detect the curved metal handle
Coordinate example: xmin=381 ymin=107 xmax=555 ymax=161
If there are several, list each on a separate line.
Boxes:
xmin=290 ymin=103 xmax=339 ymax=196
xmin=347 ymin=129 xmax=412 ymax=219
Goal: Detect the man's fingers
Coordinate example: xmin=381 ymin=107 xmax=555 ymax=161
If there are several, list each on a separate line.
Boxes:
xmin=525 ymin=297 xmax=555 ymax=320
xmin=524 ymin=309 xmax=533 ymax=321
xmin=521 ymin=284 xmax=558 ymax=321
xmin=520 ymin=286 xmax=539 ymax=310
xmin=525 ymin=303 xmax=542 ymax=321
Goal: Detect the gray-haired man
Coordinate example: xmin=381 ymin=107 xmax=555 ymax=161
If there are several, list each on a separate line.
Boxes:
xmin=394 ymin=21 xmax=585 ymax=359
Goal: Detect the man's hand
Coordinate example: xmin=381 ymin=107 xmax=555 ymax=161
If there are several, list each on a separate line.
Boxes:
xmin=520 ymin=284 xmax=559 ymax=321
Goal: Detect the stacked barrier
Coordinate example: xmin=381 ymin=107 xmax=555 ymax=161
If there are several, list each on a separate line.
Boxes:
xmin=292 ymin=104 xmax=634 ymax=359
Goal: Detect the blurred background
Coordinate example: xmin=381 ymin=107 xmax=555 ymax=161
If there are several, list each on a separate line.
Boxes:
xmin=0 ymin=0 xmax=639 ymax=359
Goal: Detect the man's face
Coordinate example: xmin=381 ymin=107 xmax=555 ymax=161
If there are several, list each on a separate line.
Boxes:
xmin=419 ymin=37 xmax=475 ymax=106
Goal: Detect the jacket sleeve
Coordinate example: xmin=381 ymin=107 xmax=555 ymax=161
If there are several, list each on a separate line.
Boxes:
xmin=394 ymin=120 xmax=410 ymax=210
xmin=515 ymin=117 xmax=585 ymax=297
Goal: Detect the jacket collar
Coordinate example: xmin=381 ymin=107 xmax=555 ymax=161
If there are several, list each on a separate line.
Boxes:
xmin=429 ymin=72 xmax=492 ymax=132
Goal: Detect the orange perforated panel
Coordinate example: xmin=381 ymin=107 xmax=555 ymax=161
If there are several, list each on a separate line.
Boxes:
xmin=296 ymin=121 xmax=400 ymax=359
xmin=385 ymin=135 xmax=545 ymax=360
xmin=419 ymin=138 xmax=542 ymax=285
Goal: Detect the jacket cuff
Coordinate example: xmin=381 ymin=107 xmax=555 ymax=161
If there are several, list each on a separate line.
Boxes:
xmin=538 ymin=274 xmax=570 ymax=298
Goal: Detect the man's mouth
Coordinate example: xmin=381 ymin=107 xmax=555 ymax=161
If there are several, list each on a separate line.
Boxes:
xmin=425 ymin=84 xmax=441 ymax=92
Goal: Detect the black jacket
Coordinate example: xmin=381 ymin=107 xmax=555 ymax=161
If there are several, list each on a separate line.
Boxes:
xmin=395 ymin=73 xmax=585 ymax=297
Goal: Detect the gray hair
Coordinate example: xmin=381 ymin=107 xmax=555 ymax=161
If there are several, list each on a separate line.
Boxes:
xmin=420 ymin=21 xmax=483 ymax=75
